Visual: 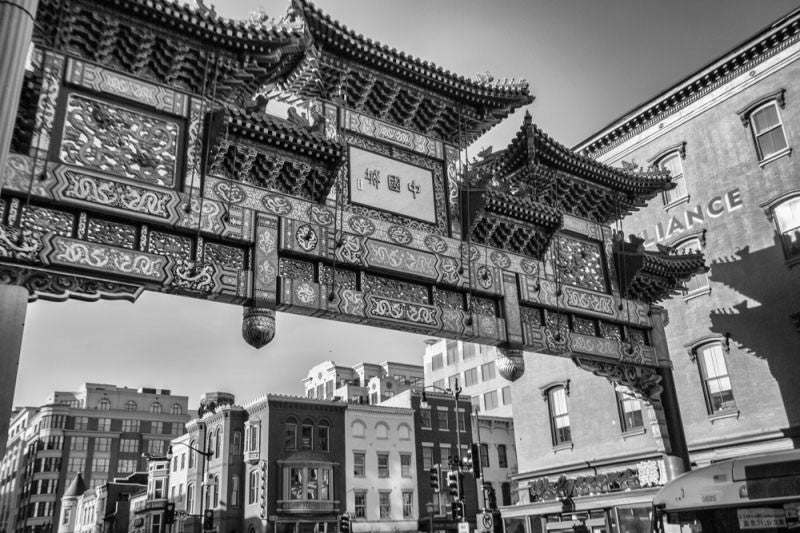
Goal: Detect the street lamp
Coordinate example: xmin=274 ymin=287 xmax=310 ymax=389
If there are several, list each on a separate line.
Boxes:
xmin=168 ymin=442 xmax=214 ymax=533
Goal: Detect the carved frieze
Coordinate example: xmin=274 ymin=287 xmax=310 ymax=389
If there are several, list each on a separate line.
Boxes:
xmin=343 ymin=109 xmax=444 ymax=159
xmin=363 ymin=239 xmax=437 ymax=280
xmin=0 ymin=262 xmax=143 ymax=302
xmin=86 ymin=218 xmax=137 ymax=249
xmin=42 ymin=235 xmax=168 ymax=281
xmin=365 ymin=294 xmax=440 ymax=328
xmin=253 ymin=214 xmax=279 ymax=306
xmin=573 ymin=356 xmax=664 ymax=399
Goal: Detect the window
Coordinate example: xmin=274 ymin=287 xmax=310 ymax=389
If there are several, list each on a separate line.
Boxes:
xmin=92 ymin=457 xmax=110 ymax=473
xmin=447 ymin=374 xmax=459 ymax=390
xmin=301 ymin=420 xmax=313 ymax=450
xmin=697 ymin=343 xmax=736 ymax=414
xmin=771 ymin=195 xmax=800 ymax=262
xmin=318 ymin=422 xmax=329 ymax=451
xmin=497 ymin=444 xmax=508 ymax=468
xmin=325 ymin=380 xmax=333 ymax=398
xmin=433 ymin=379 xmax=445 ymax=390
xmin=228 ymin=430 xmax=241 ymax=456
xmin=286 ymin=467 xmax=331 ymax=501
xmin=431 ymin=353 xmax=443 ymax=371
xmin=617 ymin=390 xmax=644 ymax=432
xmin=658 ymin=152 xmax=687 ymax=204
xmin=420 ymin=408 xmax=432 ymax=429
xmin=247 ymin=424 xmax=259 ymax=452
xmin=458 ymin=410 xmax=466 ymax=432
xmin=188 ymin=440 xmax=196 ymax=468
xmin=501 ymin=482 xmax=512 ymax=506
xmin=147 ymin=440 xmax=164 ymax=454
xmin=248 ymin=470 xmax=259 ymax=504
xmin=446 ymin=340 xmax=459 ymax=364
xmin=74 ymin=416 xmax=89 ymax=430
xmin=464 ymin=367 xmax=479 ymax=387
xmin=354 ymin=491 xmax=367 ymax=518
xmin=422 ymin=446 xmax=434 ymax=470
xmin=284 ymin=420 xmax=297 ymax=452
xmin=181 ymin=453 xmax=186 ymax=469
xmin=97 ymin=418 xmax=111 ymax=431
xmin=67 ymin=457 xmax=85 ymax=473
xmin=479 ymin=443 xmax=490 ymax=469
xmin=71 ymin=436 xmax=88 ymax=451
xmin=675 ymin=238 xmax=708 ymax=294
xmin=352 ymin=420 xmax=366 ymax=438
xmin=171 ymin=403 xmax=183 ymax=415
xmin=150 ymin=402 xmax=162 ymax=414
xmin=98 ymin=398 xmax=111 ymax=410
xmin=481 ymin=362 xmax=496 ymax=381
xmin=547 ymin=387 xmax=571 ymax=446
xmin=122 ymin=419 xmax=140 ymax=432
xmin=463 ymin=343 xmax=476 ymax=360
xmin=212 ymin=475 xmax=220 ymax=507
xmin=151 ymin=514 xmax=161 ymax=533
xmin=398 ymin=423 xmax=411 ymax=440
xmin=484 ymin=390 xmax=499 ymax=411
xmin=379 ymin=491 xmax=392 ymax=518
xmin=151 ymin=421 xmax=163 ymax=435
xmin=749 ymin=100 xmax=789 ymax=161
xmin=95 ymin=438 xmax=111 ymax=452
xmin=402 ymin=491 xmax=414 ymax=518
xmin=214 ymin=429 xmax=221 ymax=458
xmin=354 ymin=452 xmax=366 ymax=477
xmin=124 ymin=400 xmax=137 ymax=411
xmin=376 ymin=422 xmax=389 ymax=439
xmin=231 ymin=475 xmax=240 ymax=506
xmin=377 ymin=453 xmax=389 ymax=477
xmin=502 ymin=386 xmax=512 ymax=405
xmin=187 ymin=484 xmax=195 ymax=514
xmin=437 ymin=409 xmax=449 ymax=431
xmin=400 ymin=453 xmax=412 ymax=477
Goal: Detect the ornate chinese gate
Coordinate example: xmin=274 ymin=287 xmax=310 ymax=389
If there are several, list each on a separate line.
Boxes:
xmin=0 ymin=0 xmax=705 ymax=475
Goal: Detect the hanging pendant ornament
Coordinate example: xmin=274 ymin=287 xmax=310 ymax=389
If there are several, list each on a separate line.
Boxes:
xmin=496 ymin=347 xmax=525 ymax=382
xmin=241 ymin=307 xmax=276 ymax=349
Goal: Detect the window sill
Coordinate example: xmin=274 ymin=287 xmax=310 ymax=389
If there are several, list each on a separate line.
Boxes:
xmin=621 ymin=427 xmax=646 ymax=439
xmin=552 ymin=442 xmax=573 ymax=453
xmin=663 ymin=195 xmax=690 ymax=212
xmin=683 ymin=287 xmax=711 ymax=302
xmin=759 ymin=147 xmax=792 ymax=168
xmin=708 ymin=409 xmax=740 ymax=423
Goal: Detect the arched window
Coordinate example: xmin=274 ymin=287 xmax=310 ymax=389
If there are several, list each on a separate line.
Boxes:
xmin=97 ymin=399 xmax=111 ymax=411
xmin=284 ymin=418 xmax=297 ymax=452
xmin=124 ymin=400 xmax=137 ymax=411
xmin=657 ymin=152 xmax=687 ymax=205
xmin=232 ymin=430 xmax=242 ymax=456
xmin=690 ymin=341 xmax=736 ymax=415
xmin=207 ymin=433 xmax=215 ymax=458
xmin=150 ymin=402 xmax=162 ymax=414
xmin=186 ymin=484 xmax=195 ymax=514
xmin=317 ymin=420 xmax=329 ymax=452
xmin=214 ymin=429 xmax=221 ymax=459
xmin=674 ymin=237 xmax=709 ymax=295
xmin=765 ymin=192 xmax=800 ymax=263
xmin=375 ymin=422 xmax=389 ymax=439
xmin=300 ymin=419 xmax=314 ymax=450
xmin=188 ymin=440 xmax=196 ymax=469
xmin=248 ymin=470 xmax=259 ymax=504
xmin=351 ymin=420 xmax=366 ymax=438
xmin=171 ymin=403 xmax=183 ymax=415
xmin=398 ymin=423 xmax=411 ymax=440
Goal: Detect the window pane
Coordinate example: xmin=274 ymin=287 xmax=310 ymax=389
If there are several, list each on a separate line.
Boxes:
xmin=700 ymin=345 xmax=727 ymax=378
xmin=752 ymin=104 xmax=779 ymax=133
xmin=551 ymin=388 xmax=567 ymax=415
xmin=290 ymin=468 xmax=303 ymax=500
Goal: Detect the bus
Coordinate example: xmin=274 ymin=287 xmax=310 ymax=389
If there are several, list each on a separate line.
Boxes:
xmin=652 ymin=449 xmax=800 ymax=532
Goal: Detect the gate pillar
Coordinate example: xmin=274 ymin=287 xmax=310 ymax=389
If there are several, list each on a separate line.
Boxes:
xmin=0 ymin=285 xmax=28 ymax=454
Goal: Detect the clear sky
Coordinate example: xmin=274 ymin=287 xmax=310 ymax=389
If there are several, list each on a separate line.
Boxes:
xmin=13 ymin=0 xmax=800 ymax=409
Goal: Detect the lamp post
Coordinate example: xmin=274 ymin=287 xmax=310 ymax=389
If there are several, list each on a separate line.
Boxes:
xmin=168 ymin=442 xmax=213 ymax=533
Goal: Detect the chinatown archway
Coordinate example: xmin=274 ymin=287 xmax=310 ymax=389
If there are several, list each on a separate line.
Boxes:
xmin=0 ymin=0 xmax=704 ymax=478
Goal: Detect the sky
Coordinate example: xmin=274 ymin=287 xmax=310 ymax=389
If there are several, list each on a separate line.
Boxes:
xmin=12 ymin=0 xmax=800 ymax=409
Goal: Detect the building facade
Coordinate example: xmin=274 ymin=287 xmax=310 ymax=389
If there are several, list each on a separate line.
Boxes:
xmin=302 ymin=361 xmax=423 ymax=404
xmin=501 ymin=7 xmax=800 ymax=533
xmin=0 ymin=385 xmax=188 ymax=533
xmin=424 ymin=340 xmax=513 ymax=418
xmin=344 ymin=404 xmax=417 ymax=532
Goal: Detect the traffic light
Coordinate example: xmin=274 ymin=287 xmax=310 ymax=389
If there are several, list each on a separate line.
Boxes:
xmin=340 ymin=514 xmax=350 ymax=533
xmin=449 ymin=500 xmax=464 ymax=520
xmin=203 ymin=509 xmax=213 ymax=530
xmin=164 ymin=503 xmax=175 ymax=525
xmin=447 ymin=469 xmax=460 ymax=498
xmin=468 ymin=443 xmax=481 ymax=478
xmin=429 ymin=464 xmax=441 ymax=493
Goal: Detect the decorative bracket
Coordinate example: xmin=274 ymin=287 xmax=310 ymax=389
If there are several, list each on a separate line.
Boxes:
xmin=572 ymin=357 xmax=662 ymax=400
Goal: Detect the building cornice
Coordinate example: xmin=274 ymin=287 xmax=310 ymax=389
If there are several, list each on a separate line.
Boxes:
xmin=575 ymin=8 xmax=800 ymax=157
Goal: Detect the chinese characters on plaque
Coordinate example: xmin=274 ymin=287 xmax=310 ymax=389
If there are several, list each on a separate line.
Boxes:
xmin=349 ymin=146 xmax=436 ymax=224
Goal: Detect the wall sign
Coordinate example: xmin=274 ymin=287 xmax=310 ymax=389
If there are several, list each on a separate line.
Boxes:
xmin=349 ymin=146 xmax=436 ymax=224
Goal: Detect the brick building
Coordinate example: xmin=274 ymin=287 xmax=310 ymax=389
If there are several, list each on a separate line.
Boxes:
xmin=501 ymin=7 xmax=800 ymax=533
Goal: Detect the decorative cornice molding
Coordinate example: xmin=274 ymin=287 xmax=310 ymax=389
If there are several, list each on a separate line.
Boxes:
xmin=684 ymin=334 xmax=730 ymax=360
xmin=539 ymin=379 xmax=570 ymax=400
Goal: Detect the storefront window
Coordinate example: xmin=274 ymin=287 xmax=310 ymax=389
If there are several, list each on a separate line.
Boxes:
xmin=615 ymin=505 xmax=651 ymax=533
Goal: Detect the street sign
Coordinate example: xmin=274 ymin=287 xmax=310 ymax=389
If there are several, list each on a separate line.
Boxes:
xmin=175 ymin=511 xmax=187 ymax=521
xmin=458 ymin=522 xmax=470 ymax=533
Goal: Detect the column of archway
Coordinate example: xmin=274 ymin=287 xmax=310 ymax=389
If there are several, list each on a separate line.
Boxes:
xmin=0 ymin=0 xmax=38 ymax=454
